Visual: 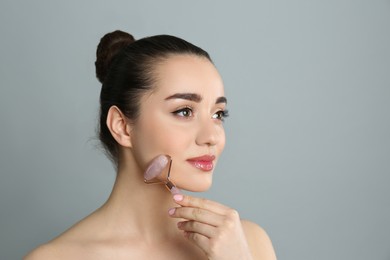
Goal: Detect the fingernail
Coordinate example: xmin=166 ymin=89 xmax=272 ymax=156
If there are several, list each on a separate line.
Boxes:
xmin=173 ymin=194 xmax=183 ymax=201
xmin=170 ymin=186 xmax=181 ymax=195
xmin=168 ymin=208 xmax=176 ymax=215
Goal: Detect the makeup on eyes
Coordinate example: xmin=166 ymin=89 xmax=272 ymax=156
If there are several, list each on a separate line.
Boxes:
xmin=165 ymin=92 xmax=228 ymax=119
xmin=171 ymin=105 xmax=229 ymax=122
xmin=212 ymin=109 xmax=229 ymax=121
xmin=172 ymin=106 xmax=193 ymax=118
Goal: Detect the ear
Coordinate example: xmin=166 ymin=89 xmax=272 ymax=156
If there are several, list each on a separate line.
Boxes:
xmin=106 ymin=106 xmax=133 ymax=148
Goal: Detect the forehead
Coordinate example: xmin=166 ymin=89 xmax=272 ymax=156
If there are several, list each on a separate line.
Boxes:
xmin=152 ymin=54 xmax=224 ymax=97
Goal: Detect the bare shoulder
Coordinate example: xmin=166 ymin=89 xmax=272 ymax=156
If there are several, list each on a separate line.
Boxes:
xmin=24 ymin=242 xmax=61 ymax=260
xmin=24 ymin=216 xmax=94 ymax=259
xmin=24 ymin=234 xmax=91 ymax=260
xmin=241 ymin=220 xmax=277 ymax=260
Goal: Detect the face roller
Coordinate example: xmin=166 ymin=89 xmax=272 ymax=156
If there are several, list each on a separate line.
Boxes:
xmin=144 ymin=155 xmax=181 ymax=195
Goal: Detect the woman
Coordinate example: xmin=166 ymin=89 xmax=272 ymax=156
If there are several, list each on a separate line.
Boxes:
xmin=25 ymin=30 xmax=276 ymax=259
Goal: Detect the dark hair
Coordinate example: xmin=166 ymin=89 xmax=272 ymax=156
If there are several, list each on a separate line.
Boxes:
xmin=95 ymin=30 xmax=212 ymax=164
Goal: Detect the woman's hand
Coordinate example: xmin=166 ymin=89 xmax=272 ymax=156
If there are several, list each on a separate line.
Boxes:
xmin=168 ymin=194 xmax=253 ymax=260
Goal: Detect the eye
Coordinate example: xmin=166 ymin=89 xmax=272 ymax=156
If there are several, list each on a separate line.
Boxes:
xmin=212 ymin=109 xmax=229 ymax=121
xmin=172 ymin=107 xmax=193 ymax=118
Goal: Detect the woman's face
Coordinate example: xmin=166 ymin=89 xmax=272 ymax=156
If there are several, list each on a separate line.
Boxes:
xmin=130 ymin=54 xmax=226 ymax=192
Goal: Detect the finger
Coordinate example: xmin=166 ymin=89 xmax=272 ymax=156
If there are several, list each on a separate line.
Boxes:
xmin=183 ymin=231 xmax=210 ymax=255
xmin=169 ymin=206 xmax=224 ymax=226
xmin=170 ymin=186 xmax=181 ymax=195
xmin=178 ymin=220 xmax=216 ymax=238
xmin=173 ymin=194 xmax=230 ymax=215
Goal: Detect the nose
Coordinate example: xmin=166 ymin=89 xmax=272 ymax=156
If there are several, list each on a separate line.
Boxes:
xmin=195 ymin=118 xmax=223 ymax=147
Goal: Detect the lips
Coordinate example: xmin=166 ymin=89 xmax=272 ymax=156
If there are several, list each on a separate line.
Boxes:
xmin=187 ymin=155 xmax=216 ymax=171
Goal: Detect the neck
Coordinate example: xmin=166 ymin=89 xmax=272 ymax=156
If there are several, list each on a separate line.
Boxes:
xmin=98 ymin=152 xmax=179 ymax=242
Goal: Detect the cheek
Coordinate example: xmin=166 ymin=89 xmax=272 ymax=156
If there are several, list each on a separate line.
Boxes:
xmin=219 ymin=130 xmax=226 ymax=154
xmin=131 ymin=117 xmax=193 ymax=165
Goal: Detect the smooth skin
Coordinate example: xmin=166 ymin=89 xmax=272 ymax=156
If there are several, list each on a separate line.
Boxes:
xmin=25 ymin=55 xmax=276 ymax=259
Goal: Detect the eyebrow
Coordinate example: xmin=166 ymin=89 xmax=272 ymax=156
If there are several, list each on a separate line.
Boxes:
xmin=216 ymin=96 xmax=227 ymax=104
xmin=165 ymin=93 xmax=227 ymax=104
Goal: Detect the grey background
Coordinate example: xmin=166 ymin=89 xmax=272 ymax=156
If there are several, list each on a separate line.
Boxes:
xmin=1 ymin=1 xmax=389 ymax=259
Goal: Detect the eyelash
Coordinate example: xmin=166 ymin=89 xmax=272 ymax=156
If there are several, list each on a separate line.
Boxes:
xmin=172 ymin=106 xmax=193 ymax=118
xmin=212 ymin=109 xmax=229 ymax=122
xmin=172 ymin=107 xmax=229 ymax=122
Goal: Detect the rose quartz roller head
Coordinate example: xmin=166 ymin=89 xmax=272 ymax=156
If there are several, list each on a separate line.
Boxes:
xmin=144 ymin=155 xmax=181 ymax=195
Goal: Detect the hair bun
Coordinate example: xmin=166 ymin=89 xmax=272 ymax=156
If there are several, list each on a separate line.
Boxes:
xmin=95 ymin=30 xmax=135 ymax=84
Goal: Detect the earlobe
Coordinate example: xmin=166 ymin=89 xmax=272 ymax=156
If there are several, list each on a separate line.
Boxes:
xmin=106 ymin=106 xmax=133 ymax=148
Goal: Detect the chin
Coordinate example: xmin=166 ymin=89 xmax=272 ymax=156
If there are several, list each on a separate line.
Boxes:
xmin=177 ymin=177 xmax=213 ymax=192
